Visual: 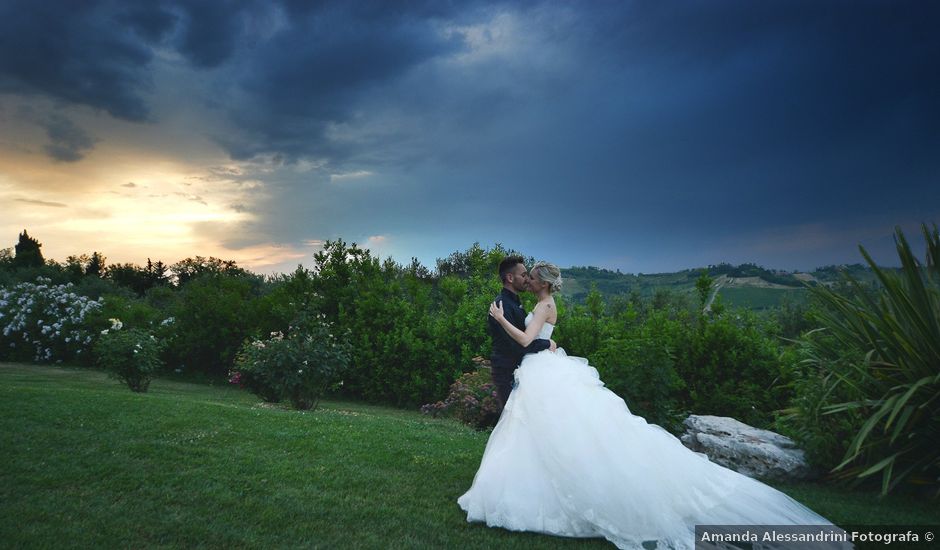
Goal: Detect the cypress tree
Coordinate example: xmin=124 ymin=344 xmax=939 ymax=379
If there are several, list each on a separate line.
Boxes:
xmin=13 ymin=230 xmax=44 ymax=268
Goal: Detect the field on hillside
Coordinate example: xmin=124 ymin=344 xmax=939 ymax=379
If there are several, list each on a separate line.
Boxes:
xmin=718 ymin=287 xmax=809 ymax=310
xmin=2 ymin=363 xmax=937 ymax=548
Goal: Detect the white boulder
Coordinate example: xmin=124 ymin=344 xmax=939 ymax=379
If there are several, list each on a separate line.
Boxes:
xmin=680 ymin=414 xmax=818 ymax=481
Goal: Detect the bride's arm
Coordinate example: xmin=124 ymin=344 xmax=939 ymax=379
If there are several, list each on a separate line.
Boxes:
xmin=489 ymin=301 xmax=551 ymax=347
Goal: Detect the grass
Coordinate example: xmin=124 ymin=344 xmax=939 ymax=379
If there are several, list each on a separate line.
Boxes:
xmin=2 ymin=363 xmax=937 ymax=549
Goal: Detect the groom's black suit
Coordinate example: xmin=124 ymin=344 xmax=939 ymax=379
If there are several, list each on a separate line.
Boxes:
xmin=489 ymin=288 xmax=551 ymax=409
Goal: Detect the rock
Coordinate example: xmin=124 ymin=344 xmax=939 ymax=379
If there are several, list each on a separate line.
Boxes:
xmin=680 ymin=414 xmax=819 ymax=481
xmin=472 ymin=356 xmax=492 ymax=368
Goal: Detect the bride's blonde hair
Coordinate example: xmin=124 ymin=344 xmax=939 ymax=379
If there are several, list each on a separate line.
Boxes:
xmin=532 ymin=261 xmax=562 ymax=293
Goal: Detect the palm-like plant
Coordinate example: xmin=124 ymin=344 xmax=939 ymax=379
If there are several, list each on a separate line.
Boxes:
xmin=805 ymin=222 xmax=939 ymax=496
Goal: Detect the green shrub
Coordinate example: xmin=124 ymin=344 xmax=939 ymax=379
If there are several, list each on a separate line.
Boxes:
xmin=590 ymin=337 xmax=685 ymax=433
xmin=94 ymin=327 xmax=163 ymax=392
xmin=675 ymin=308 xmax=784 ymax=428
xmin=232 ymin=315 xmax=351 ymax=410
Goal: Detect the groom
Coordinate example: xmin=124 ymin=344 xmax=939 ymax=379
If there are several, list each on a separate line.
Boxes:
xmin=488 ymin=256 xmax=556 ymax=410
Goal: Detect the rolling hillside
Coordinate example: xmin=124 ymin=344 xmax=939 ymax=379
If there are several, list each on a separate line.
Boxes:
xmin=560 ymin=263 xmax=883 ymax=310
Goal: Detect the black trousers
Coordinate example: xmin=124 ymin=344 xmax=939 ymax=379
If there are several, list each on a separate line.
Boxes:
xmin=491 ymin=364 xmax=516 ymax=411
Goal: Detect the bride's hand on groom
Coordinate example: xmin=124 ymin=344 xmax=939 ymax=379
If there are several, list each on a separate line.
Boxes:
xmin=489 ymin=301 xmax=505 ymax=321
xmin=549 ymin=339 xmax=557 ymax=352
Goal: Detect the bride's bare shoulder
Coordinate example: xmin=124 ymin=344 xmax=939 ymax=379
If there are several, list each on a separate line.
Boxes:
xmin=541 ymin=297 xmax=557 ymax=322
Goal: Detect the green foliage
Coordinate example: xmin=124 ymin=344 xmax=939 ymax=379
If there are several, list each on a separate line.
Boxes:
xmin=432 ymin=273 xmax=502 ymax=380
xmin=677 ymin=309 xmax=784 ymax=427
xmin=169 ymin=274 xmax=261 ymax=375
xmin=307 ymin=239 xmax=505 ymax=407
xmin=85 ymin=252 xmax=106 ymax=278
xmin=708 ymin=262 xmax=803 ymax=287
xmin=254 ymin=265 xmax=320 ymax=336
xmin=718 ymin=287 xmax=809 ymax=311
xmin=0 ymin=231 xmax=842 ymax=438
xmin=85 ymin=294 xmax=163 ymax=333
xmin=435 ymin=242 xmax=530 ymax=279
xmin=106 ymin=262 xmax=158 ymax=295
xmin=695 ymin=269 xmax=713 ymax=310
xmin=232 ymin=315 xmax=351 ymax=410
xmin=555 ymin=285 xmax=607 ymax=357
xmin=777 ymin=329 xmax=867 ymax=472
xmin=171 ymin=256 xmax=253 ymax=286
xmin=772 ymin=293 xmax=815 ymax=339
xmin=590 ymin=335 xmax=685 ymax=432
xmin=796 ymin=223 xmax=940 ymax=495
xmin=93 ymin=327 xmax=163 ymax=392
xmin=553 ymin=281 xmax=785 ymax=430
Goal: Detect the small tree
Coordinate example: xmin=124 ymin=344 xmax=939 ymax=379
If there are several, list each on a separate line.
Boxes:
xmin=695 ymin=269 xmax=714 ymax=312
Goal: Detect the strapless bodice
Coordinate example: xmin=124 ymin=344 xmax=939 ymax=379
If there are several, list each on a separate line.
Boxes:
xmin=524 ymin=312 xmax=555 ymax=339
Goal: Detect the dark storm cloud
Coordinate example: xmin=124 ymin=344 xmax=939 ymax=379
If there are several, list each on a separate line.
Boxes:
xmin=113 ymin=4 xmax=180 ymax=43
xmin=219 ymin=1 xmax=472 ymax=162
xmin=465 ymin=0 xmax=940 ymax=234
xmin=2 ymin=0 xmax=938 ymax=271
xmin=0 ymin=1 xmax=157 ymax=121
xmin=174 ymin=0 xmax=257 ymax=68
xmin=0 ymin=0 xmax=265 ymax=120
xmin=42 ymin=114 xmax=97 ymax=162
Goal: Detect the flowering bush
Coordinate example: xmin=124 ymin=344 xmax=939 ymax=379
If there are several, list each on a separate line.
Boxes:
xmin=0 ymin=277 xmax=102 ymax=363
xmin=93 ymin=326 xmax=164 ymax=392
xmin=421 ymin=366 xmax=501 ymax=430
xmin=231 ymin=314 xmax=351 ymax=410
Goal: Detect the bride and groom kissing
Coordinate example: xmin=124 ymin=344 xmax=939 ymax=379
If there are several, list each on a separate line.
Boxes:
xmin=456 ymin=256 xmax=848 ymax=550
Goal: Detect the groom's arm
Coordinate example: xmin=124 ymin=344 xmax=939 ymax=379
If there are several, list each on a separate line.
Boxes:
xmin=522 ymin=338 xmax=551 ymax=354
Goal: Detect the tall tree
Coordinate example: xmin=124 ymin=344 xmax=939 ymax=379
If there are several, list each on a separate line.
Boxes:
xmin=65 ymin=254 xmax=90 ymax=281
xmin=86 ymin=252 xmax=106 ymax=277
xmin=171 ymin=256 xmax=246 ymax=286
xmin=146 ymin=258 xmax=170 ymax=287
xmin=13 ymin=230 xmax=44 ymax=268
xmin=106 ymin=263 xmax=149 ymax=295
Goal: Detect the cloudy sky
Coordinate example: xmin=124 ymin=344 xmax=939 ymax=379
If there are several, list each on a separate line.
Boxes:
xmin=1 ymin=0 xmax=937 ymax=275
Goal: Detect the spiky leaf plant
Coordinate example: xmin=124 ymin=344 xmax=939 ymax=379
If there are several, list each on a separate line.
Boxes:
xmin=805 ymin=223 xmax=939 ymax=496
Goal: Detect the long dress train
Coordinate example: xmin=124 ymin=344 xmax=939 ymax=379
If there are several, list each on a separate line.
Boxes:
xmin=458 ymin=314 xmax=851 ymax=550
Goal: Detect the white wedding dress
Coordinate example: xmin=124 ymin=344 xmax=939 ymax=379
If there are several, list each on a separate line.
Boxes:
xmin=457 ymin=313 xmax=850 ymax=550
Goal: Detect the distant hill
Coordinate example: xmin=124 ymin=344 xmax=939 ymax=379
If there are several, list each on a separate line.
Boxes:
xmin=560 ymin=262 xmax=883 ymax=311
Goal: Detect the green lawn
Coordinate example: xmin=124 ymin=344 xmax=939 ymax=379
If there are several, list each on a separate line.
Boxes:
xmin=1 ymin=363 xmax=936 ymax=548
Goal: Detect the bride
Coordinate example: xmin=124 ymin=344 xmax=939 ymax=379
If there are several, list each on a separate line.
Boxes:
xmin=457 ymin=261 xmax=849 ymax=550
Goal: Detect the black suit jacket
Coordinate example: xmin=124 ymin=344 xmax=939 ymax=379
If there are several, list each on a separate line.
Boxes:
xmin=489 ymin=288 xmax=551 ymax=371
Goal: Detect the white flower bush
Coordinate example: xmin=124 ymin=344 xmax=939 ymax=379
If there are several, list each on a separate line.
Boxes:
xmin=0 ymin=277 xmax=102 ymax=363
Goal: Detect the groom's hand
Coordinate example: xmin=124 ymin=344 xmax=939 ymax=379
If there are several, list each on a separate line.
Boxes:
xmin=549 ymin=339 xmax=557 ymax=352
